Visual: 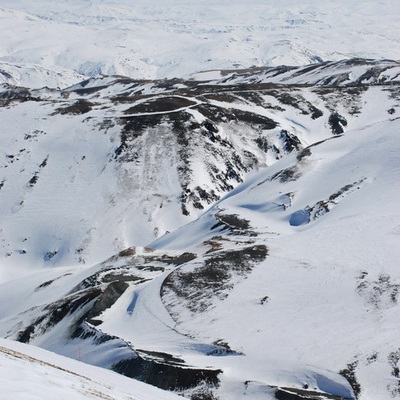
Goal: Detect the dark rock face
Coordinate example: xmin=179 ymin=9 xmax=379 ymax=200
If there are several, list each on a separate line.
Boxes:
xmin=162 ymin=245 xmax=268 ymax=313
xmin=16 ymin=287 xmax=103 ymax=343
xmin=328 ymin=112 xmax=348 ymax=135
xmin=339 ymin=362 xmax=361 ymax=399
xmin=280 ymin=130 xmax=302 ymax=152
xmin=289 ymin=180 xmax=365 ymax=226
xmin=112 ymin=357 xmax=221 ymax=391
xmin=86 ymin=280 xmax=129 ymax=325
xmin=0 ymin=84 xmax=37 ymax=104
xmin=55 ymin=99 xmax=94 ymax=115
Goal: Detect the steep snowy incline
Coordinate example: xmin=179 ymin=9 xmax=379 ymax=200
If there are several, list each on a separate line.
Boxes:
xmin=150 ymin=116 xmax=400 ymax=399
xmin=1 ymin=113 xmax=399 ymax=399
xmin=0 ymin=0 xmax=399 ymax=88
xmin=0 ymin=338 xmax=182 ymax=400
xmin=1 ymin=62 xmax=399 ymax=280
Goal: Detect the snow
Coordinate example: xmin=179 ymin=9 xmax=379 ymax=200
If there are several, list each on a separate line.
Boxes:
xmin=146 ymin=116 xmax=400 ymax=399
xmin=0 ymin=91 xmax=398 ymax=398
xmin=0 ymin=0 xmax=399 ymax=88
xmin=0 ymin=1 xmax=399 ymax=399
xmin=0 ymin=338 xmax=182 ymax=400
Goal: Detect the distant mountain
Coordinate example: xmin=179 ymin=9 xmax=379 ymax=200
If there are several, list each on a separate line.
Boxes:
xmin=1 ymin=58 xmax=399 ymax=399
xmin=1 ymin=0 xmax=399 ymax=87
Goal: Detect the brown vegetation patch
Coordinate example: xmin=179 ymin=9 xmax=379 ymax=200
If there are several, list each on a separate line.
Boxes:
xmin=124 ymin=96 xmax=196 ymax=114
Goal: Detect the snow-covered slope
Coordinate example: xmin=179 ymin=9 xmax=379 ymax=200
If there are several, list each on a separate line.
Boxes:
xmin=151 ymin=116 xmax=400 ymax=400
xmin=0 ymin=338 xmax=182 ymax=400
xmin=192 ymin=58 xmax=400 ymax=86
xmin=1 ymin=60 xmax=399 ymax=279
xmin=1 ymin=1 xmax=400 ymax=399
xmin=0 ymin=0 xmax=399 ymax=88
xmin=0 ymin=60 xmax=399 ymax=398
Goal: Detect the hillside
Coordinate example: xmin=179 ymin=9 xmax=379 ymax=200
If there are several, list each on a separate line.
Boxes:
xmin=0 ymin=59 xmax=399 ymax=399
xmin=1 ymin=1 xmax=400 ymax=399
xmin=0 ymin=338 xmax=182 ymax=400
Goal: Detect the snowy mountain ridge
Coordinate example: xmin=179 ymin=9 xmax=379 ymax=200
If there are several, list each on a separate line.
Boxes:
xmin=1 ymin=59 xmax=399 ymax=277
xmin=0 ymin=0 xmax=399 ymax=88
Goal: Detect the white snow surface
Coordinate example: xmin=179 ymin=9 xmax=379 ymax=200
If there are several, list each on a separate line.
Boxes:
xmin=1 ymin=79 xmax=397 ymax=279
xmin=0 ymin=1 xmax=399 ymax=399
xmin=149 ymin=116 xmax=400 ymax=399
xmin=0 ymin=0 xmax=399 ymax=88
xmin=0 ymin=338 xmax=182 ymax=400
xmin=0 ymin=109 xmax=399 ymax=398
